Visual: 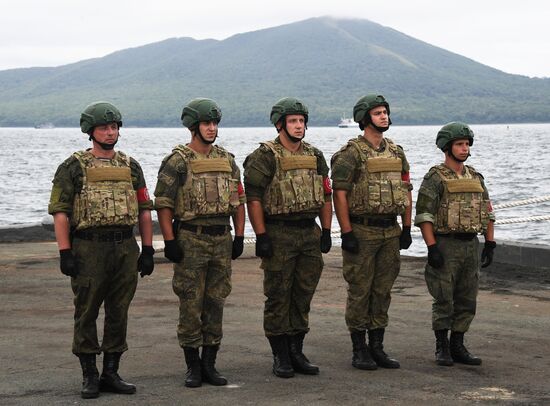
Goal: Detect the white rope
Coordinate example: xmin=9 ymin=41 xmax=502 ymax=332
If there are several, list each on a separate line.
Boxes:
xmin=493 ymin=195 xmax=550 ymax=210
xmin=494 ymin=215 xmax=550 ymax=225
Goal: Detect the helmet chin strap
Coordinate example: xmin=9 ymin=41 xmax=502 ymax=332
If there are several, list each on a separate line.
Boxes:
xmin=447 ymin=150 xmax=470 ymax=163
xmin=281 ymin=121 xmax=306 ymax=143
xmin=196 ymin=128 xmax=217 ymax=145
xmin=89 ymin=134 xmax=118 ymax=150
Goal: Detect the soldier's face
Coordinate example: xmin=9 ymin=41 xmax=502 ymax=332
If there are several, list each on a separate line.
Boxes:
xmin=198 ymin=120 xmax=218 ymax=141
xmin=451 ymin=139 xmax=471 ymax=160
xmin=369 ymin=106 xmax=389 ymax=127
xmin=284 ymin=114 xmax=305 ymax=138
xmin=92 ymin=122 xmax=119 ymax=144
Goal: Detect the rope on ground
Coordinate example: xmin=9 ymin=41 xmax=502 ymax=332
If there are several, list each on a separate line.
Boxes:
xmin=493 ymin=195 xmax=550 ymax=210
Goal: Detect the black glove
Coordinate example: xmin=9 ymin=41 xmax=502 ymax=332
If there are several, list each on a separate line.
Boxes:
xmin=232 ymin=236 xmax=244 ymax=260
xmin=255 ymin=233 xmax=273 ymax=258
xmin=427 ymin=244 xmax=444 ymax=269
xmin=59 ymin=249 xmax=78 ymax=277
xmin=164 ymin=239 xmax=183 ymax=263
xmin=320 ymin=228 xmax=332 ymax=253
xmin=481 ymin=240 xmax=496 ymax=268
xmin=399 ymin=226 xmax=412 ymax=250
xmin=341 ymin=231 xmax=359 ymax=254
xmin=138 ymin=245 xmax=155 ymax=277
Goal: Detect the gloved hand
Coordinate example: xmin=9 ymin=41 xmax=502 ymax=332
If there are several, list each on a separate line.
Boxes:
xmin=59 ymin=249 xmax=79 ymax=277
xmin=232 ymin=236 xmax=244 ymax=260
xmin=399 ymin=226 xmax=412 ymax=250
xmin=138 ymin=245 xmax=155 ymax=277
xmin=341 ymin=231 xmax=359 ymax=254
xmin=255 ymin=233 xmax=273 ymax=258
xmin=164 ymin=239 xmax=183 ymax=263
xmin=481 ymin=240 xmax=496 ymax=268
xmin=427 ymin=244 xmax=444 ymax=269
xmin=320 ymin=228 xmax=332 ymax=253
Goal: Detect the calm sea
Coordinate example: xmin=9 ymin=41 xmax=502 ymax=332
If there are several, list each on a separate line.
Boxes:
xmin=1 ymin=124 xmax=549 ymax=255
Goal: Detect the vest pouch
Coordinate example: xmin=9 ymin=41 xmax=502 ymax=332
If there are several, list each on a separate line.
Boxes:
xmin=390 ymin=180 xmax=409 ymax=211
xmin=191 ymin=177 xmax=208 ymax=214
xmin=88 ymin=189 xmax=116 ymax=224
xmin=228 ymin=178 xmax=241 ymax=208
xmin=379 ymin=179 xmax=393 ymax=209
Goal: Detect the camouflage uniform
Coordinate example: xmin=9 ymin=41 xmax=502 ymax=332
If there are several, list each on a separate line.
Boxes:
xmin=48 ymin=150 xmax=153 ymax=355
xmin=415 ymin=164 xmax=494 ymax=332
xmin=154 ymin=144 xmax=245 ymax=348
xmin=243 ymin=136 xmax=331 ymax=336
xmin=331 ymin=136 xmax=412 ymax=331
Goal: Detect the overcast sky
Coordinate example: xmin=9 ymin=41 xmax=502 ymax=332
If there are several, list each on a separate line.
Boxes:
xmin=1 ymin=0 xmax=548 ymax=78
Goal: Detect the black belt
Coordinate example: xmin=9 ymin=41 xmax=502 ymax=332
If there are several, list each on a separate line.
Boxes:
xmin=179 ymin=222 xmax=230 ymax=236
xmin=265 ymin=218 xmax=316 ymax=228
xmin=74 ymin=228 xmax=133 ymax=243
xmin=350 ymin=216 xmax=397 ymax=228
xmin=435 ymin=233 xmax=477 ymax=241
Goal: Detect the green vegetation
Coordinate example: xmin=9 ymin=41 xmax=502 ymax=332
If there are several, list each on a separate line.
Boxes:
xmin=0 ymin=17 xmax=549 ymax=127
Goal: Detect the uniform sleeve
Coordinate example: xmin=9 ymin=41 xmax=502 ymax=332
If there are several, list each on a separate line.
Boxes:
xmin=154 ymin=153 xmax=186 ymax=210
xmin=243 ymin=147 xmax=275 ymax=202
xmin=479 ymin=174 xmax=496 ymax=222
xmin=414 ymin=170 xmax=442 ymax=226
xmin=396 ymin=145 xmax=413 ymax=191
xmin=313 ymin=148 xmax=332 ymax=199
xmin=230 ymin=156 xmax=246 ymax=204
xmin=330 ymin=145 xmax=359 ymax=191
xmin=130 ymin=158 xmax=154 ymax=210
xmin=47 ymin=158 xmax=80 ymax=215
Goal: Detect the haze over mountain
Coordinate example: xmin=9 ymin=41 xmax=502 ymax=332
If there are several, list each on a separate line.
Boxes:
xmin=1 ymin=16 xmax=549 ymax=127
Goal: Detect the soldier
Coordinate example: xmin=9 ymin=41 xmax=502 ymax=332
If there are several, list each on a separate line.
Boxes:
xmin=48 ymin=101 xmax=155 ymax=399
xmin=415 ymin=122 xmax=496 ymax=366
xmin=331 ymin=94 xmax=413 ymax=371
xmin=243 ymin=97 xmax=332 ymax=378
xmin=154 ymin=98 xmax=245 ymax=388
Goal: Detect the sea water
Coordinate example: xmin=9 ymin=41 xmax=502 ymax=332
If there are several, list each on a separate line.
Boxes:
xmin=1 ymin=124 xmax=548 ymax=255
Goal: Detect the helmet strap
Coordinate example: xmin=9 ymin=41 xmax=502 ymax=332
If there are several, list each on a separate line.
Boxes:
xmin=447 ymin=149 xmax=469 ymax=163
xmin=89 ymin=134 xmax=118 ymax=150
xmin=280 ymin=118 xmax=306 ymax=143
xmin=195 ymin=127 xmax=217 ymax=145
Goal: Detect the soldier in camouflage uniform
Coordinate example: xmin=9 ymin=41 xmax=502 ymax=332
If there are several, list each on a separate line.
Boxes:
xmin=331 ymin=94 xmax=413 ymax=371
xmin=154 ymin=98 xmax=245 ymax=388
xmin=243 ymin=97 xmax=333 ymax=378
xmin=415 ymin=122 xmax=496 ymax=367
xmin=48 ymin=102 xmax=155 ymax=399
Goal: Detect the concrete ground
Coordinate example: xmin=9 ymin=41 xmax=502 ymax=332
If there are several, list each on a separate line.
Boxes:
xmin=1 ymin=241 xmax=549 ymax=405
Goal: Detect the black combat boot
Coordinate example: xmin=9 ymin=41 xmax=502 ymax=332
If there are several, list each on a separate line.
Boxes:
xmin=450 ymin=332 xmax=482 ymax=365
xmin=183 ymin=347 xmax=202 ymax=387
xmin=201 ymin=345 xmax=228 ymax=386
xmin=267 ymin=335 xmax=294 ymax=378
xmin=350 ymin=330 xmax=377 ymax=370
xmin=99 ymin=352 xmax=136 ymax=394
xmin=434 ymin=329 xmax=453 ymax=366
xmin=288 ymin=332 xmax=319 ymax=375
xmin=368 ymin=328 xmax=400 ymax=369
xmin=78 ymin=353 xmax=100 ymax=399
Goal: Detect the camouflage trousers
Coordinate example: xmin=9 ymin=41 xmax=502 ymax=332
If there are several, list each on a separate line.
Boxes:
xmin=261 ymin=223 xmax=323 ymax=337
xmin=71 ymin=236 xmax=139 ymax=355
xmin=424 ymin=235 xmax=479 ymax=332
xmin=173 ymin=228 xmax=232 ymax=348
xmin=342 ymin=227 xmax=400 ymax=331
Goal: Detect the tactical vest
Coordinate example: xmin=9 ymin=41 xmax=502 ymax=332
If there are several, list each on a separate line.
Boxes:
xmin=71 ymin=151 xmax=138 ymax=230
xmin=262 ymin=140 xmax=325 ymax=216
xmin=434 ymin=164 xmax=490 ymax=234
xmin=346 ymin=137 xmax=409 ymax=215
xmin=173 ymin=145 xmax=240 ymax=221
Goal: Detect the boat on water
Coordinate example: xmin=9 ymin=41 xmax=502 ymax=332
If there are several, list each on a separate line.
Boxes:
xmin=338 ymin=115 xmax=354 ymax=128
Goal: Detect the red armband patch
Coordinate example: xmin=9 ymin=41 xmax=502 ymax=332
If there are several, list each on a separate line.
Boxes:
xmin=238 ymin=182 xmax=245 ymax=196
xmin=323 ymin=176 xmax=332 ymax=194
xmin=487 ymin=201 xmax=493 ymax=212
xmin=137 ymin=187 xmax=150 ymax=203
xmin=401 ymin=172 xmax=410 ymax=182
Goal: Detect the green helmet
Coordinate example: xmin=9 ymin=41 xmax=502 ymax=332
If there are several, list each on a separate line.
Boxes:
xmin=353 ymin=94 xmax=390 ymax=123
xmin=270 ymin=97 xmax=309 ymax=126
xmin=181 ymin=98 xmax=222 ymax=129
xmin=436 ymin=122 xmax=474 ymax=151
xmin=80 ymin=101 xmax=122 ymax=134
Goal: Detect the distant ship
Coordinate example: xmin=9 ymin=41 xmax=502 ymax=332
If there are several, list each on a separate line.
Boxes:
xmin=338 ymin=115 xmax=354 ymax=128
xmin=34 ymin=123 xmax=55 ymax=129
